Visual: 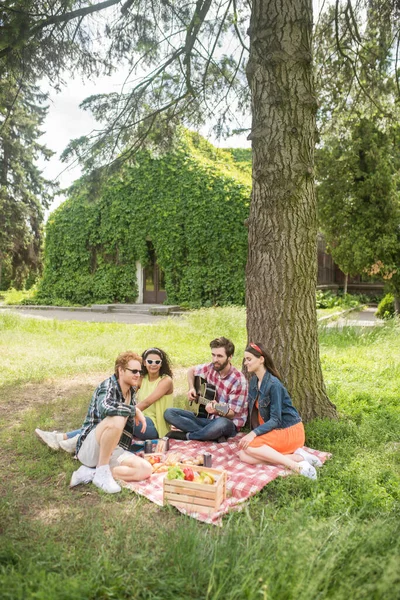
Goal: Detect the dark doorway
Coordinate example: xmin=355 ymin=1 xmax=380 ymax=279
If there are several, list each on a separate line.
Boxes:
xmin=143 ymin=241 xmax=166 ymax=303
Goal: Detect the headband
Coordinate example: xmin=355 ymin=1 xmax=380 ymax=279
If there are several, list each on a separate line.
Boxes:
xmin=249 ymin=342 xmax=262 ymax=354
xmin=143 ymin=347 xmax=163 ymax=358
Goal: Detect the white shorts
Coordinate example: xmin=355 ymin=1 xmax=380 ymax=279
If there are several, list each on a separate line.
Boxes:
xmin=77 ymin=427 xmax=125 ymax=468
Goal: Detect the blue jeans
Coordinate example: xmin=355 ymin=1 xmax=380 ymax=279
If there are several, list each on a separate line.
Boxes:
xmin=66 ymin=416 xmax=158 ymax=441
xmin=66 ymin=429 xmax=81 ymax=439
xmin=133 ymin=416 xmax=159 ymax=440
xmin=164 ymin=408 xmax=237 ymax=441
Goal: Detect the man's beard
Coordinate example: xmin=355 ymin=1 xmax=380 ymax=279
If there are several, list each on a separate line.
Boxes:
xmin=213 ymin=358 xmax=229 ymax=372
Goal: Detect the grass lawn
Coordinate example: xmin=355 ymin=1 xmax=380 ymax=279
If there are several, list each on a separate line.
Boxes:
xmin=0 ymin=308 xmax=399 ymax=599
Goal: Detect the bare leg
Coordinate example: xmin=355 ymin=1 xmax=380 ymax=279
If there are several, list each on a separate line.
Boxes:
xmin=94 ymin=416 xmax=127 ymax=466
xmin=239 ymin=450 xmax=265 ymax=464
xmin=243 ymin=445 xmax=302 ymax=473
xmin=240 ymin=449 xmax=304 ymax=465
xmin=112 ymin=459 xmax=152 ymax=482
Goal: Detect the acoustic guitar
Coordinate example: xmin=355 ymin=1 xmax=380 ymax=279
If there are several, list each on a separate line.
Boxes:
xmin=190 ymin=375 xmax=230 ymax=418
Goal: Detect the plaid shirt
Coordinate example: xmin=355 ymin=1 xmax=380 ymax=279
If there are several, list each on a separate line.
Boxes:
xmin=76 ymin=374 xmax=137 ymax=454
xmin=194 ymin=363 xmax=248 ymax=429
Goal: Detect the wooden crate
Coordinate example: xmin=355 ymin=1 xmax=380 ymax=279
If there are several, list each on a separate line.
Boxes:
xmin=163 ymin=464 xmax=227 ymax=515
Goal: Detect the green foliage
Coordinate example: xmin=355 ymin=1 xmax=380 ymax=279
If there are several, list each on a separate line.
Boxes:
xmin=0 ymin=1 xmax=114 ymax=83
xmin=223 ymin=147 xmax=252 ymax=176
xmin=0 ymin=74 xmax=55 ymax=290
xmin=314 ymin=3 xmax=400 ymax=294
xmin=376 ymin=293 xmax=395 ymax=319
xmin=316 ymin=291 xmax=363 ymax=309
xmin=316 ymin=117 xmax=400 ymax=277
xmin=1 ymin=287 xmax=37 ymax=305
xmin=36 ymin=131 xmax=251 ymax=307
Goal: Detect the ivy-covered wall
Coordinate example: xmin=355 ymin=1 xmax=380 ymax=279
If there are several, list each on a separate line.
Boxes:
xmin=38 ymin=132 xmax=251 ymax=306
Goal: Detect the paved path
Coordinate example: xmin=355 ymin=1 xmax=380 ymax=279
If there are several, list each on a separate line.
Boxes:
xmin=1 ymin=305 xmax=382 ymax=327
xmin=325 ymin=306 xmax=381 ymax=328
xmin=0 ymin=307 xmax=170 ymax=324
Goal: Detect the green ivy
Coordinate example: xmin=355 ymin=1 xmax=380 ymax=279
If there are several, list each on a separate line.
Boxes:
xmin=36 ymin=131 xmax=251 ymax=306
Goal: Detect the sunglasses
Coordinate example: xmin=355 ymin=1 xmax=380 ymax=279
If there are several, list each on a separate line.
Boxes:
xmin=146 ymin=359 xmax=162 ymax=365
xmin=125 ymin=368 xmax=142 ymax=375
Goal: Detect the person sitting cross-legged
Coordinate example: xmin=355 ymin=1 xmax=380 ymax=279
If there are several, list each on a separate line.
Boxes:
xmin=70 ymin=351 xmax=152 ymax=493
xmin=164 ymin=337 xmax=248 ymax=442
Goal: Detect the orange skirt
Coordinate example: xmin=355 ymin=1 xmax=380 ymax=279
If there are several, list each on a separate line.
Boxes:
xmin=249 ymin=422 xmax=305 ymax=454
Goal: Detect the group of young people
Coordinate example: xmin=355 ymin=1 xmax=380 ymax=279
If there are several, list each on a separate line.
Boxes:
xmin=35 ymin=337 xmax=322 ymax=494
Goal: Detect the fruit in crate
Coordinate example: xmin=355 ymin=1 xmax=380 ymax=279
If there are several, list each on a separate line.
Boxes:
xmin=166 ymin=466 xmax=185 ymax=480
xmin=194 ymin=471 xmax=215 ymax=485
xmin=183 ymin=467 xmax=194 ymax=481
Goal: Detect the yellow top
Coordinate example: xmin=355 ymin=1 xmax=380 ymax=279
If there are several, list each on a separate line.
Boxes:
xmin=137 ymin=375 xmax=173 ymax=438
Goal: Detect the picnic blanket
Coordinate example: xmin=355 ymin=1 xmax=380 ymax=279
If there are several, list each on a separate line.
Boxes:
xmin=122 ymin=434 xmax=331 ymax=526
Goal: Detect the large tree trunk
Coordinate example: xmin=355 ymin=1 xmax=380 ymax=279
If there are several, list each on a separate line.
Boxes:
xmin=394 ymin=294 xmax=400 ymax=316
xmin=246 ymin=0 xmax=337 ymax=420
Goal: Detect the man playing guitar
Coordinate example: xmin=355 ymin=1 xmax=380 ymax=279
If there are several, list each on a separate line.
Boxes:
xmin=164 ymin=337 xmax=248 ymax=442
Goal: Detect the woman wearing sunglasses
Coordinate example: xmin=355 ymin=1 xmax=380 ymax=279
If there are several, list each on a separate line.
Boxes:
xmin=135 ymin=347 xmax=173 ymax=439
xmin=239 ymin=342 xmax=322 ymax=479
xmin=35 ymin=347 xmax=173 ymax=450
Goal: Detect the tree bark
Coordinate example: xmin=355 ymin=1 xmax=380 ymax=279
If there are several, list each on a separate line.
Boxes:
xmin=246 ymin=0 xmax=337 ymax=420
xmin=394 ymin=295 xmax=400 ymax=316
xmin=344 ymin=273 xmax=348 ymax=295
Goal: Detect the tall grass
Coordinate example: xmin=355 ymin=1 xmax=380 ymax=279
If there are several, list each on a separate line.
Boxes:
xmin=0 ymin=309 xmax=399 ymax=599
xmin=0 ymin=307 xmax=246 ymax=386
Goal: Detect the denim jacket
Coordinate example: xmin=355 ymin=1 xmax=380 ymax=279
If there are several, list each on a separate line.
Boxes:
xmin=248 ymin=371 xmax=301 ymax=436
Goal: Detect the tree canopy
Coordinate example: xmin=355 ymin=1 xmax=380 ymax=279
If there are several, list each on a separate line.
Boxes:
xmin=315 ymin=0 xmax=400 ymax=298
xmin=0 ymin=74 xmax=54 ymax=289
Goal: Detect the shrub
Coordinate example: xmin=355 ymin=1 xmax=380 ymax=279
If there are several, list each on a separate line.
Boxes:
xmin=2 ymin=287 xmax=37 ymax=305
xmin=316 ymin=290 xmax=340 ymax=308
xmin=316 ymin=291 xmax=363 ymax=310
xmin=376 ymin=293 xmax=395 ymax=319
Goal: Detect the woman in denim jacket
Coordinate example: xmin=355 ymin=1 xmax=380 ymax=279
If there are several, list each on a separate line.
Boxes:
xmin=238 ymin=342 xmax=322 ymax=479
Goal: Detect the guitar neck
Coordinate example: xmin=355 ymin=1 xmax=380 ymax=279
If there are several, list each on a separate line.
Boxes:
xmin=197 ymin=395 xmax=213 ymax=407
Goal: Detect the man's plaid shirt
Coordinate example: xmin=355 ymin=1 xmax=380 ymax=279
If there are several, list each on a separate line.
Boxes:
xmin=76 ymin=374 xmax=137 ymax=454
xmin=194 ymin=363 xmax=248 ymax=429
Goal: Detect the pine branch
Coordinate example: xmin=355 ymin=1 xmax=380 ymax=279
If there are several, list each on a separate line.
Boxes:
xmin=0 ymin=0 xmax=124 ymax=59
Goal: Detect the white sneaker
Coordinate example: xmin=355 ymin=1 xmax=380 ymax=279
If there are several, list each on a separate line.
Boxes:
xmin=298 ymin=460 xmax=317 ymax=480
xmin=295 ymin=447 xmax=323 ymax=468
xmin=70 ymin=465 xmax=95 ymax=487
xmin=35 ymin=428 xmax=63 ymax=450
xmin=93 ymin=465 xmax=121 ymax=494
xmin=59 ymin=434 xmax=79 ymax=453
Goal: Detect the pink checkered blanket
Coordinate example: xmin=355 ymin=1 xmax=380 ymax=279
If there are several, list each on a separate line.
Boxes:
xmin=123 ymin=434 xmax=331 ymax=526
